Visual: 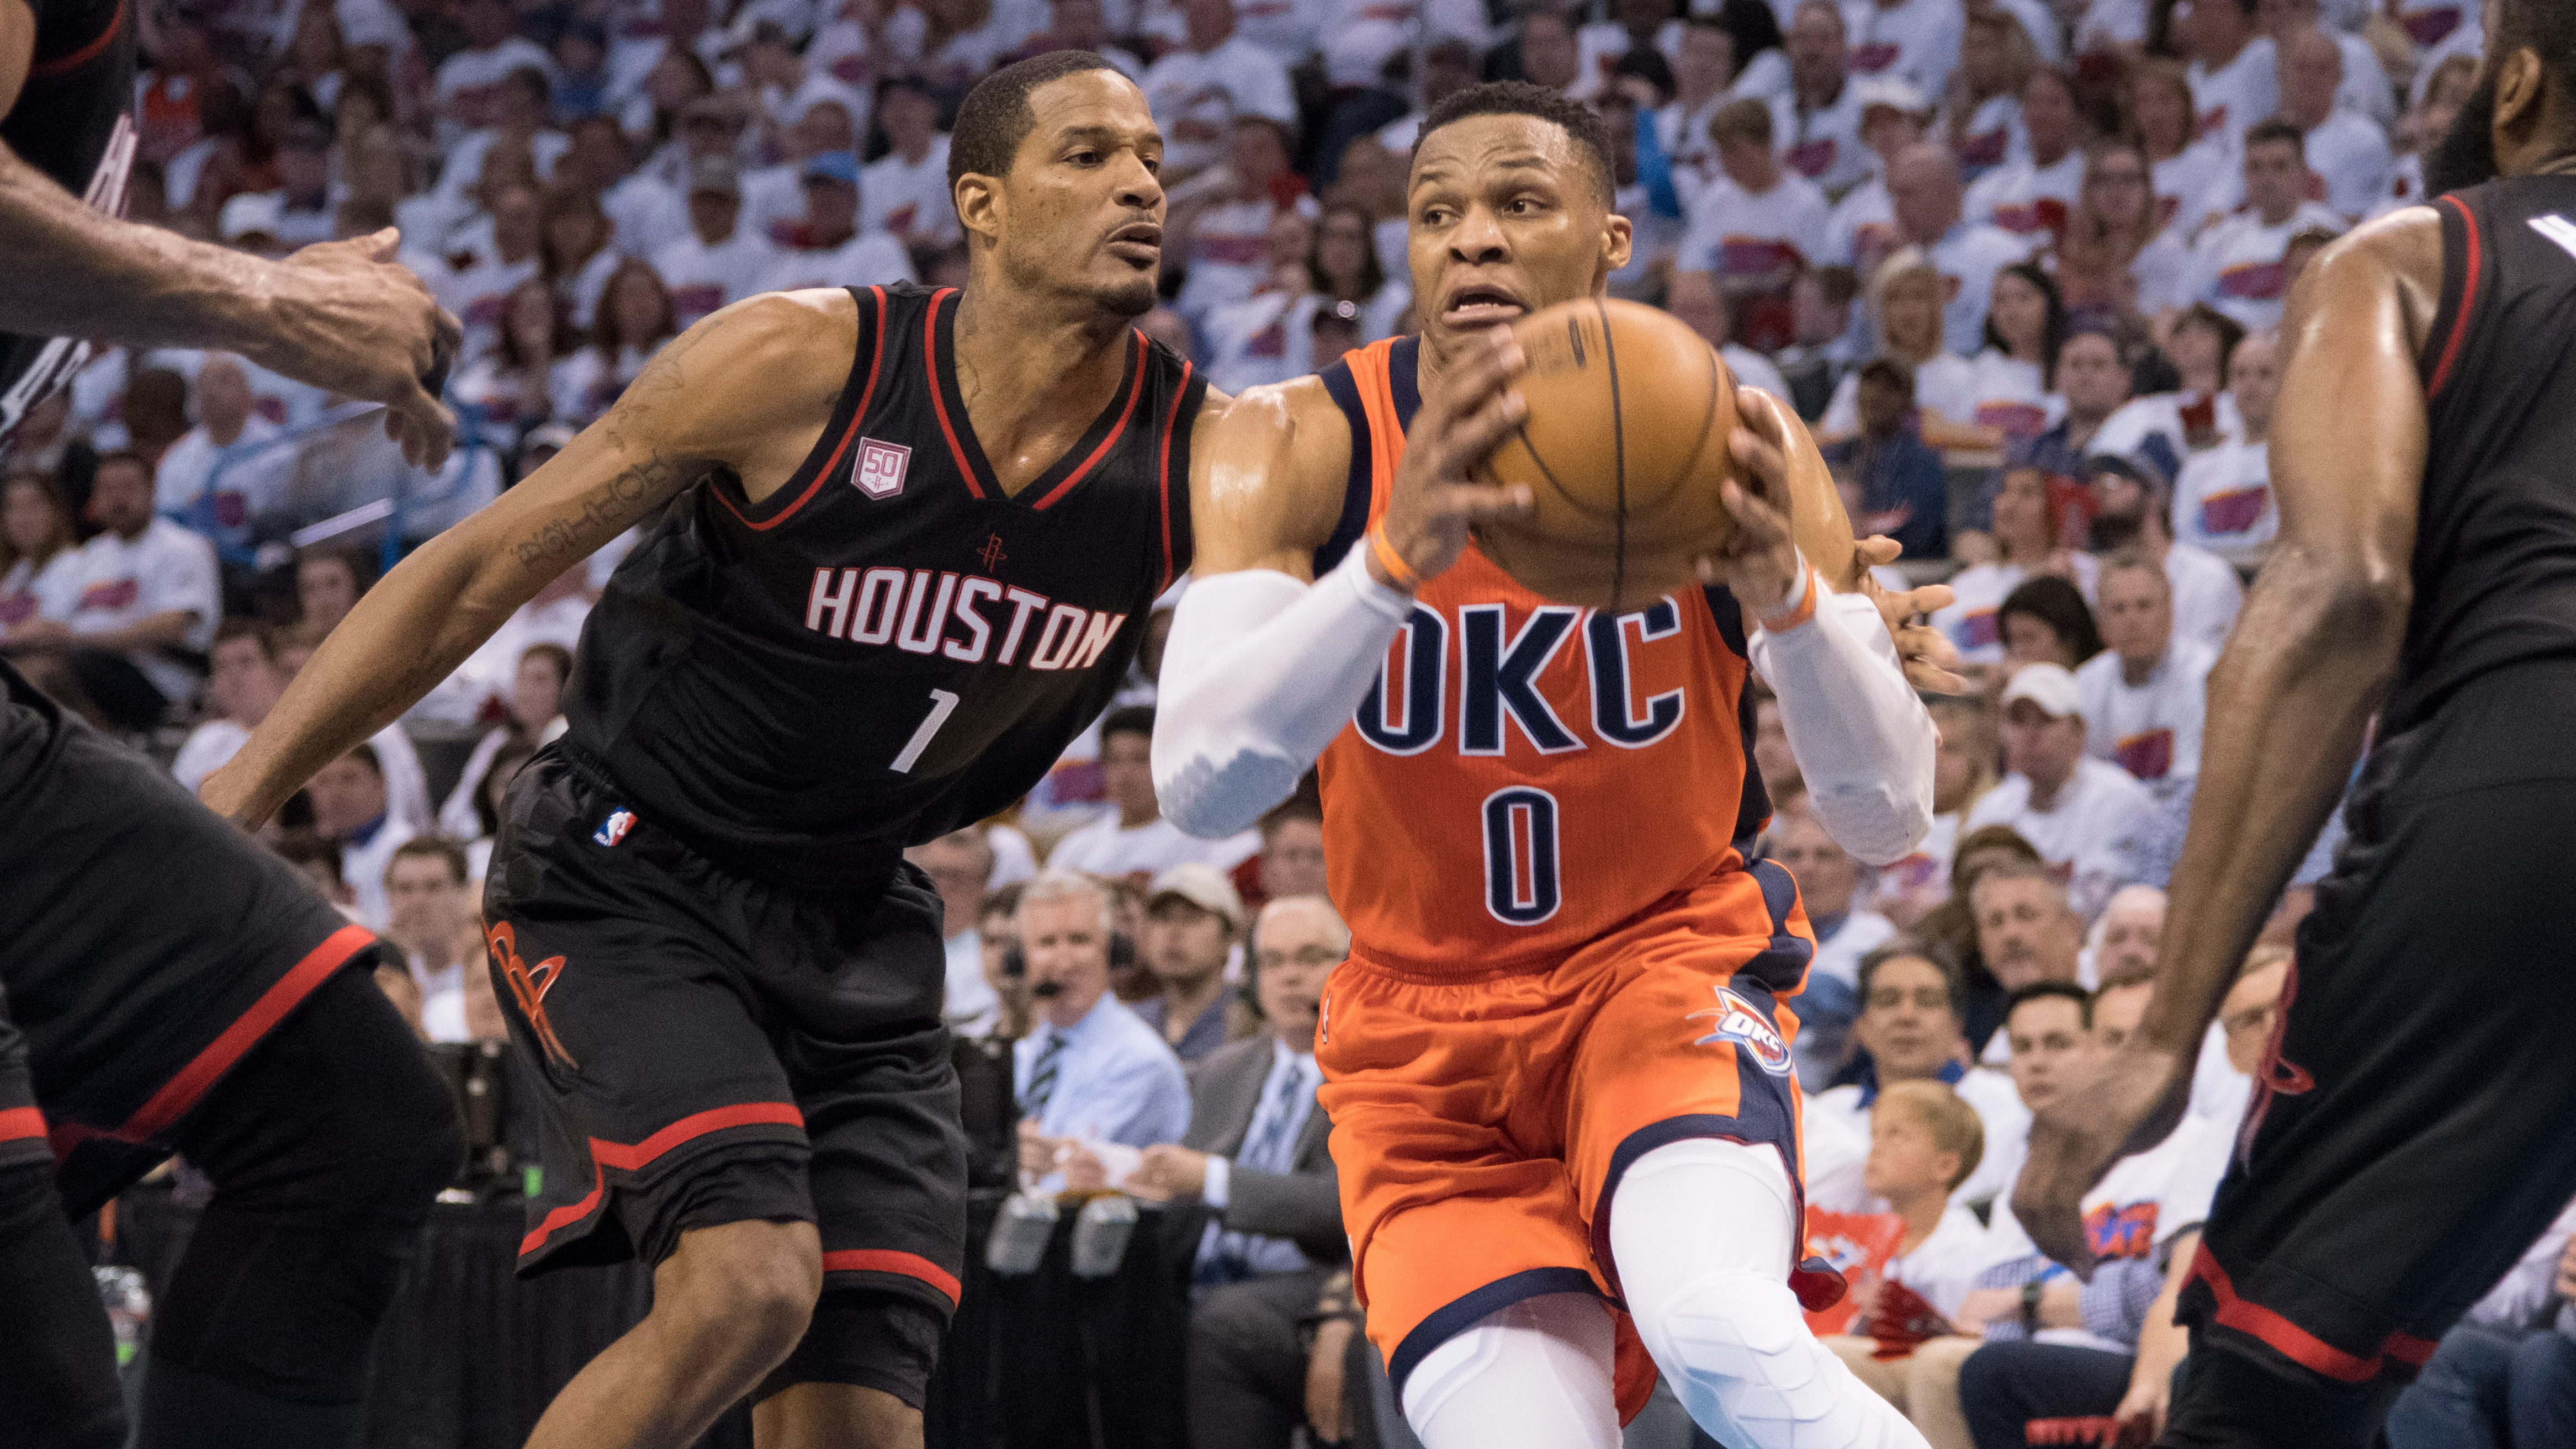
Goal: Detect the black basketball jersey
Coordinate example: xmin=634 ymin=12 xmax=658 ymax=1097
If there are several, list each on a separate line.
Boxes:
xmin=563 ymin=283 xmax=1204 ymax=892
xmin=2388 ymin=178 xmax=2576 ymax=734
xmin=0 ymin=0 xmax=136 ymax=438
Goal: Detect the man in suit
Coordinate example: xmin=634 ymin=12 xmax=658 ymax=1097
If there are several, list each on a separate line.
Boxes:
xmin=1126 ymin=895 xmax=1349 ymax=1449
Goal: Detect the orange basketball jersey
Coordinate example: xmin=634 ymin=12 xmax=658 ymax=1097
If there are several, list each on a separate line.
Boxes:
xmin=1314 ymin=337 xmax=1783 ymax=978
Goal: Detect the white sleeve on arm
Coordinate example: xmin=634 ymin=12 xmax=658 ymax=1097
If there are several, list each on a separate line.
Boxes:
xmin=1749 ymin=572 xmax=1937 ymax=866
xmin=1152 ymin=544 xmax=1415 ymax=838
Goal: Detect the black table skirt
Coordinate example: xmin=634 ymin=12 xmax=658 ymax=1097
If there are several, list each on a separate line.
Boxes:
xmin=114 ymin=1186 xmax=1192 ymax=1449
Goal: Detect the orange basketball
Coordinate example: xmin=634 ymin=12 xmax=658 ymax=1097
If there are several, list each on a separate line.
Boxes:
xmin=1471 ymin=298 xmax=1740 ymax=611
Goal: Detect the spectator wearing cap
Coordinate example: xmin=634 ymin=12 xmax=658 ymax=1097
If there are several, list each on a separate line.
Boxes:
xmin=762 ymin=150 xmax=916 ymax=293
xmin=1808 ymin=941 xmax=2029 ymax=1213
xmin=863 ymin=81 xmax=962 ymax=254
xmin=1173 ymin=115 xmax=1316 ymax=323
xmin=1825 ymin=76 xmax=1930 ymax=278
xmin=4 ymin=452 xmax=219 ymax=732
xmin=1965 ymin=665 xmax=2162 ymax=920
xmin=908 ymin=827 xmax=1006 ymax=1037
xmin=2189 ymin=119 xmax=2346 ymax=331
xmin=1137 ymin=863 xmax=1247 ymax=1063
xmin=1824 ymin=357 xmax=1950 ymax=560
xmin=1673 ymin=98 xmax=1830 ymax=354
xmin=2172 ymin=329 xmax=2280 ymax=566
xmin=1048 ymin=707 xmax=1263 ymax=880
xmin=2086 ymin=451 xmax=2244 ymax=652
xmin=2077 ymin=552 xmax=2213 ymax=804
xmin=216 ymin=189 xmax=286 ymax=257
xmin=1140 ymin=0 xmax=1298 ymax=187
xmin=1771 ymin=1 xmax=1872 ymax=199
xmin=1886 ymin=141 xmax=2027 ymax=355
xmin=652 ymin=155 xmax=778 ymax=330
xmin=1126 ymin=895 xmax=1349 ymax=1449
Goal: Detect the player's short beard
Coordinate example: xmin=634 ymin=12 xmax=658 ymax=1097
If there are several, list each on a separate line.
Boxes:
xmin=1093 ymin=272 xmax=1159 ymax=320
xmin=2427 ymin=71 xmax=2501 ymax=197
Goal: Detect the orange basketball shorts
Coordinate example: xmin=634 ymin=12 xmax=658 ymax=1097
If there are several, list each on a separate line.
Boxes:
xmin=1315 ymin=857 xmax=1830 ymax=1424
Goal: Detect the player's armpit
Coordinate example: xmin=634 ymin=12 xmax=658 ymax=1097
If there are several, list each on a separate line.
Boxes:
xmin=201 ymin=291 xmax=857 ymax=829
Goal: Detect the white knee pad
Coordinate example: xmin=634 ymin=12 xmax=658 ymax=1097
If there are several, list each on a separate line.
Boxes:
xmin=1609 ymin=1139 xmax=1930 ymax=1449
xmin=1400 ymin=1292 xmax=1621 ymax=1449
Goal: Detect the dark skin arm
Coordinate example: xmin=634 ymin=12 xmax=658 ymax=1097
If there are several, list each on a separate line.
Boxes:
xmin=2011 ymin=210 xmax=2437 ymax=1275
xmin=199 ymin=290 xmax=857 ymax=827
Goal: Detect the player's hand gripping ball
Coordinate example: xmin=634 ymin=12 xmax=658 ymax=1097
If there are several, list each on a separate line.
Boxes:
xmin=1470 ymin=299 xmax=1741 ymax=610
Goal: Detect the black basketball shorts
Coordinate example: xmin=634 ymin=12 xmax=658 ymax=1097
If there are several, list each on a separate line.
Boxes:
xmin=2164 ymin=663 xmax=2576 ymax=1448
xmin=482 ymin=746 xmax=968 ymax=1405
xmin=0 ymin=682 xmax=378 ymax=1214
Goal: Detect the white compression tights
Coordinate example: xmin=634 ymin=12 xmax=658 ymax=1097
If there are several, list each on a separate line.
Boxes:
xmin=1400 ymin=1139 xmax=1928 ymax=1449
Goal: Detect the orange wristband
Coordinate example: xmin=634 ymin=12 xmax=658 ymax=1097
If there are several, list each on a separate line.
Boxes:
xmin=1758 ymin=562 xmax=1819 ymax=633
xmin=1366 ymin=523 xmax=1422 ymax=593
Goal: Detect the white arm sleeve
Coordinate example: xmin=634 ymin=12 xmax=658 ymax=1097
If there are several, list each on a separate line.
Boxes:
xmin=1151 ymin=545 xmax=1414 ymax=838
xmin=1749 ymin=572 xmax=1937 ymax=866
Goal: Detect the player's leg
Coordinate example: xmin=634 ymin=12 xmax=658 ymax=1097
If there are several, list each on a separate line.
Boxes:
xmin=134 ymin=965 xmax=460 ymax=1449
xmin=2160 ymin=768 xmax=2576 ymax=1449
xmin=0 ymin=1001 xmax=126 ymax=1449
xmin=1398 ymin=1293 xmax=1622 ymax=1449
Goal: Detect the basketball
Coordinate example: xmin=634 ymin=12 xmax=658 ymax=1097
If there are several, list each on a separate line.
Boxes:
xmin=1471 ymin=298 xmax=1741 ymax=612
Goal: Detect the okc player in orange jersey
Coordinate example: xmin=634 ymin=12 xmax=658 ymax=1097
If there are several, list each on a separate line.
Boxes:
xmin=1155 ymin=83 xmax=1953 ymax=1449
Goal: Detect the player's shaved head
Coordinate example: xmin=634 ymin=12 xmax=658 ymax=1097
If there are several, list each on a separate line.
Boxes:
xmin=1413 ymin=81 xmax=1616 ymax=206
xmin=948 ymin=50 xmax=1122 ymax=193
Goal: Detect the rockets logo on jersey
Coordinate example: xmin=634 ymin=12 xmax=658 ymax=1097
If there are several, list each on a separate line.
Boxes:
xmin=804 ymin=565 xmax=1127 ymax=672
xmin=1690 ymin=985 xmax=1793 ymax=1075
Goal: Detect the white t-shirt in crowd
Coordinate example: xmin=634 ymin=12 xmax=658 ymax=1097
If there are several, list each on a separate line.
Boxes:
xmin=1950 ymin=92 xmax=2021 ymax=177
xmin=1174 ymin=194 xmax=1317 ymax=320
xmin=152 ymin=418 xmax=288 ymax=558
xmin=1932 ymin=222 xmax=2032 ymax=357
xmin=172 ymin=718 xmax=250 ymax=794
xmin=1825 ymin=176 xmax=1900 ymax=276
xmin=341 ymin=815 xmax=418 ymax=933
xmin=1927 ymin=555 xmax=2100 ymax=663
xmin=1962 ymin=150 xmax=2084 ymax=246
xmin=654 ymin=230 xmax=779 ymax=330
xmin=2163 ymin=542 xmax=2244 ymax=652
xmin=944 ymin=927 xmax=1002 ymax=1037
xmin=49 ymin=519 xmax=220 ymax=702
xmin=1 ymin=553 xmax=78 ymax=634
xmin=2153 ymin=139 xmax=2232 ymax=235
xmin=1725 ymin=344 xmax=1793 ymax=406
xmin=1677 ymin=170 xmax=1832 ymax=302
xmin=1205 ymin=289 xmax=1322 ymax=395
xmin=1819 ymin=349 xmax=1978 ymax=437
xmin=1840 ymin=0 xmax=1962 ymax=100
xmin=2073 ymin=0 xmax=2145 ymax=55
xmin=1808 ymin=1068 xmax=2031 ymax=1211
xmin=1810 ymin=908 xmax=1896 ymax=990
xmin=763 ymin=231 xmax=917 ymax=295
xmin=441 ymin=255 xmax=540 ymax=370
xmin=2172 ymin=434 xmax=2274 ymax=566
xmin=2191 ymin=200 xmax=2347 ymax=331
xmin=1658 ymin=92 xmax=1732 ymax=210
xmin=1046 ymin=813 xmax=1260 ymax=883
xmin=2076 ymin=639 xmax=2214 ymax=801
xmin=2187 ymin=39 xmax=2277 ymax=156
xmin=1963 ymin=756 xmax=2164 ymax=920
xmin=1769 ymin=82 xmax=1874 ymax=200
xmin=1138 ymin=36 xmax=1297 ymax=179
xmin=862 ymin=138 xmax=961 ymax=248
xmin=1884 ymin=1203 xmax=1996 ymax=1321
xmin=1981 ymin=1114 xmax=2213 ymax=1352
xmin=1963 ymin=350 xmax=2065 ymax=442
xmin=2196 ymin=109 xmax=2392 ymax=224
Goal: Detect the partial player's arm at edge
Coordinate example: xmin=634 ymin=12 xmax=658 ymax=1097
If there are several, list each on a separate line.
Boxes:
xmin=199 ymin=290 xmax=859 ymax=828
xmin=2011 ymin=211 xmax=2434 ymax=1272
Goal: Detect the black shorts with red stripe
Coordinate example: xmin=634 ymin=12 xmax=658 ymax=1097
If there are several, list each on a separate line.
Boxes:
xmin=0 ymin=661 xmax=379 ymax=1212
xmin=483 ymin=744 xmax=967 ymax=1405
xmin=2162 ymin=664 xmax=2576 ymax=1449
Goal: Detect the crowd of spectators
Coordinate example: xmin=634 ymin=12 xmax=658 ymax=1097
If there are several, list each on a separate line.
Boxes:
xmin=9 ymin=0 xmax=2569 ymax=1442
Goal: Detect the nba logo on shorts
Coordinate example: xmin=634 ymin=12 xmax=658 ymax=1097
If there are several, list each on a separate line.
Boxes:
xmin=1688 ymin=986 xmax=1792 ymax=1076
xmin=594 ymin=809 xmax=636 ymax=847
xmin=854 ymin=439 xmax=911 ymax=499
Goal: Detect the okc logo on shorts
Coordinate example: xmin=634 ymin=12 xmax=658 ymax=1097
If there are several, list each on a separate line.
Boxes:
xmin=593 ymin=809 xmax=636 ymax=847
xmin=1688 ymin=986 xmax=1793 ymax=1076
xmin=854 ymin=439 xmax=911 ymax=499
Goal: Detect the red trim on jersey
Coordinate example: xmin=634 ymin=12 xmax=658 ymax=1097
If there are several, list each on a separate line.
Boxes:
xmin=1030 ymin=332 xmax=1149 ymax=511
xmin=2428 ymin=193 xmax=2481 ymax=399
xmin=518 ymin=1101 xmax=807 ymax=1257
xmin=821 ymin=1249 xmax=962 ymax=1307
xmin=923 ymin=288 xmax=983 ymax=499
xmin=0 ymin=1107 xmax=45 ymax=1143
xmin=29 ymin=0 xmax=125 ymax=78
xmin=1154 ymin=357 xmax=1193 ymax=591
xmin=2190 ymin=1243 xmax=2421 ymax=1383
xmin=115 ymin=925 xmax=372 ymax=1145
xmin=713 ymin=286 xmax=888 ymax=532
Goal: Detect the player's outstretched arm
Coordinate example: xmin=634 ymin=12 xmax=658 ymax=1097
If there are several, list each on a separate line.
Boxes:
xmin=2013 ymin=214 xmax=2433 ymax=1277
xmin=201 ymin=290 xmax=857 ymax=828
xmin=1153 ymin=335 xmax=1535 ymax=838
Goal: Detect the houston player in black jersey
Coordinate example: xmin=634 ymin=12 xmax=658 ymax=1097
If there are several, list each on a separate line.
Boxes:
xmin=204 ymin=51 xmax=1207 ymax=1449
xmin=1 ymin=2 xmax=469 ymax=1447
xmin=2017 ymin=5 xmax=2576 ymax=1445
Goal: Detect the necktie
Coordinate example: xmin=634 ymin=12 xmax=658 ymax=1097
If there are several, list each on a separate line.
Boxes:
xmin=1242 ymin=1059 xmax=1310 ymax=1173
xmin=1021 ymin=1031 xmax=1066 ymax=1122
xmin=1198 ymin=1059 xmax=1312 ymax=1285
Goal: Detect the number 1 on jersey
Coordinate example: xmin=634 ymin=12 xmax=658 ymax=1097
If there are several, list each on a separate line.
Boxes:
xmin=892 ymin=688 xmax=960 ymax=774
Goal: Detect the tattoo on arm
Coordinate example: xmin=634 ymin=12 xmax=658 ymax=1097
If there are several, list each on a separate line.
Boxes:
xmin=511 ymin=453 xmax=694 ymax=570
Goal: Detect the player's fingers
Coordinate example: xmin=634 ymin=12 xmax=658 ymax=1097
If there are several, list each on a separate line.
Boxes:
xmin=1854 ymin=534 xmax=1902 ymax=569
xmin=1440 ymin=478 xmax=1534 ymax=524
xmin=389 ymin=377 xmax=457 ymax=471
xmin=1896 ymin=583 xmax=1955 ymax=616
xmin=368 ymin=225 xmax=402 ymax=264
xmin=1430 ymin=328 xmax=1524 ymax=428
xmin=1438 ymin=384 xmax=1528 ymax=476
xmin=1720 ymin=479 xmax=1790 ymax=550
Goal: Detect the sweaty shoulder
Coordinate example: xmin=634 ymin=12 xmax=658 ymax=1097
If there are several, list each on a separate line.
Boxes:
xmin=1188 ymin=373 xmax=1354 ymax=580
xmin=627 ymin=287 xmax=862 ymax=507
xmin=2292 ymin=205 xmax=2445 ymax=358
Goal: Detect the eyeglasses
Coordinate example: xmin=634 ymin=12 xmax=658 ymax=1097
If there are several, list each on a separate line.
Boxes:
xmin=1260 ymin=947 xmax=1347 ymax=969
